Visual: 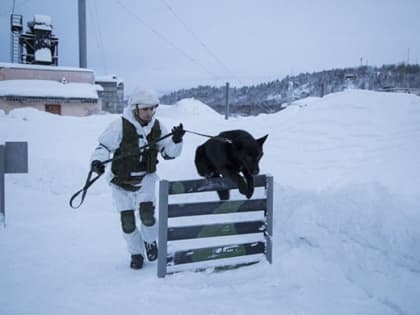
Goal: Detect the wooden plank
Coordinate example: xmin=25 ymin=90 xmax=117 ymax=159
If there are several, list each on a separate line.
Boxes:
xmin=168 ymin=241 xmax=265 ymax=265
xmin=167 ymin=220 xmax=266 ymax=241
xmin=168 ymin=199 xmax=266 ymax=218
xmin=168 ymin=174 xmax=266 ymax=195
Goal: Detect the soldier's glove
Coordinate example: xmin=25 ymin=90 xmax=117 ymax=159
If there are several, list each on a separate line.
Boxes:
xmin=171 ymin=123 xmax=185 ymax=143
xmin=91 ymin=160 xmax=105 ymax=175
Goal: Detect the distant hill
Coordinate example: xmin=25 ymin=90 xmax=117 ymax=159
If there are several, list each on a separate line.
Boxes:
xmin=160 ymin=64 xmax=420 ymax=115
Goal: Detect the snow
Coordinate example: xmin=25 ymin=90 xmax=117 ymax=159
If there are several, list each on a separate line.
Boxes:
xmin=0 ymin=62 xmax=95 ymax=73
xmin=0 ymin=79 xmax=102 ymax=99
xmin=164 ymin=97 xmax=223 ymax=119
xmin=35 ymin=48 xmax=52 ymax=63
xmin=33 ymin=24 xmax=53 ymax=31
xmin=95 ymin=75 xmax=124 ymax=85
xmin=1 ymin=89 xmax=420 ymax=314
xmin=33 ymin=14 xmax=52 ymax=25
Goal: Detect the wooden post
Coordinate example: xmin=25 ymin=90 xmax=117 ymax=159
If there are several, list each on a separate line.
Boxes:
xmin=157 ymin=180 xmax=169 ymax=278
xmin=0 ymin=145 xmax=5 ymax=226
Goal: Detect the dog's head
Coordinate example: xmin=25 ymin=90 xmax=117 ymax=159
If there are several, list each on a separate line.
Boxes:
xmin=232 ymin=134 xmax=268 ymax=175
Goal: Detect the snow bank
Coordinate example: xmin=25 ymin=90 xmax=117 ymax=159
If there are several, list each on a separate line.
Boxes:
xmin=275 ymin=183 xmax=420 ymax=314
xmin=160 ymin=98 xmax=221 ymax=120
xmin=288 ymin=96 xmax=322 ymax=107
xmin=8 ymin=107 xmax=58 ymax=121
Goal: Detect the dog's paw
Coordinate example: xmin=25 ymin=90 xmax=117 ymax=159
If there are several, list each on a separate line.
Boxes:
xmin=246 ymin=186 xmax=254 ymax=199
xmin=238 ymin=182 xmax=248 ymax=196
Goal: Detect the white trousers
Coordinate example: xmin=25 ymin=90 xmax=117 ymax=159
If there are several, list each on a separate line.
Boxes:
xmin=111 ymin=173 xmax=158 ymax=255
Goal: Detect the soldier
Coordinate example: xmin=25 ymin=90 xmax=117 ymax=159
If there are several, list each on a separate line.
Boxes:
xmin=90 ymin=87 xmax=184 ymax=269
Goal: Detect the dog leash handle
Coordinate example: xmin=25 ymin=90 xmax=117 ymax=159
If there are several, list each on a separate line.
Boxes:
xmin=69 ymin=170 xmax=102 ymax=209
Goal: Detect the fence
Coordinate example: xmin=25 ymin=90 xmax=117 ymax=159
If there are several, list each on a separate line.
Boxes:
xmin=157 ymin=174 xmax=273 ymax=278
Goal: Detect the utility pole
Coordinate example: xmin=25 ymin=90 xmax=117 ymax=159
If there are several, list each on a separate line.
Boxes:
xmin=225 ymin=82 xmax=230 ymax=120
xmin=407 ymin=48 xmax=410 ymax=65
xmin=78 ymin=0 xmax=87 ymax=68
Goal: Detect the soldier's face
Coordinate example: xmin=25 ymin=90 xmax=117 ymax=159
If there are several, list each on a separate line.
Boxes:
xmin=135 ymin=105 xmax=157 ymax=123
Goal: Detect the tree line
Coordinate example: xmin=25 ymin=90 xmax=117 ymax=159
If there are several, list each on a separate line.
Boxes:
xmin=160 ymin=64 xmax=420 ymax=115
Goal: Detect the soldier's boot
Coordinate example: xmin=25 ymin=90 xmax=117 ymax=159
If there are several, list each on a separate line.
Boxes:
xmin=130 ymin=254 xmax=144 ymax=269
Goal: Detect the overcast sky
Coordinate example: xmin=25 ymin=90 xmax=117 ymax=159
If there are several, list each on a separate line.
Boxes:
xmin=1 ymin=0 xmax=420 ymax=95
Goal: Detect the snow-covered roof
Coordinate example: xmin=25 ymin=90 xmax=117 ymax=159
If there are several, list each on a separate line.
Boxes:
xmin=33 ymin=24 xmax=53 ymax=31
xmin=95 ymin=74 xmax=124 ymax=85
xmin=33 ymin=14 xmax=52 ymax=25
xmin=0 ymin=62 xmax=94 ymax=73
xmin=0 ymin=79 xmax=103 ymax=99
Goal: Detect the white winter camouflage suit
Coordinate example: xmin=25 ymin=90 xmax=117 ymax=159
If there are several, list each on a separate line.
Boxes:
xmin=91 ymin=106 xmax=182 ymax=256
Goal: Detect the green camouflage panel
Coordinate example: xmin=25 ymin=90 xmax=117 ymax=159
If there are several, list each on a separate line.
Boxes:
xmin=168 ymin=241 xmax=265 ymax=265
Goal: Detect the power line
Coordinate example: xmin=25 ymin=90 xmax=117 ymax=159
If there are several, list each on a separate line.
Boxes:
xmin=88 ymin=0 xmax=108 ymax=73
xmin=160 ymin=0 xmax=243 ymax=85
xmin=114 ymin=0 xmax=222 ymax=83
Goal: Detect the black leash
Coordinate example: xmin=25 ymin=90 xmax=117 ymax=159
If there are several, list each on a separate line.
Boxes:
xmin=185 ymin=130 xmax=233 ymax=144
xmin=69 ymin=129 xmax=232 ymax=209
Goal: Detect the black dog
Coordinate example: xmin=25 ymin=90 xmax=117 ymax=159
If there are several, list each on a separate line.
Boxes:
xmin=195 ymin=130 xmax=268 ymax=199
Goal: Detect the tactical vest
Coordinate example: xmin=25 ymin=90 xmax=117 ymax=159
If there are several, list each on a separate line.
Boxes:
xmin=111 ymin=117 xmax=161 ymax=191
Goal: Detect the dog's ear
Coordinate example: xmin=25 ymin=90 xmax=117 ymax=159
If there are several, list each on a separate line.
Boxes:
xmin=257 ymin=134 xmax=268 ymax=146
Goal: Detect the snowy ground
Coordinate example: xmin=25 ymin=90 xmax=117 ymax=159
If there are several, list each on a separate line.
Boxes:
xmin=1 ymin=89 xmax=420 ymax=314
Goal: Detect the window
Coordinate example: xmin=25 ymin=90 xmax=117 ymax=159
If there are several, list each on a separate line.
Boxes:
xmin=45 ymin=104 xmax=61 ymax=115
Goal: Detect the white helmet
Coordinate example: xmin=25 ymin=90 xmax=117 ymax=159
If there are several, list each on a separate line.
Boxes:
xmin=128 ymin=87 xmax=159 ymax=109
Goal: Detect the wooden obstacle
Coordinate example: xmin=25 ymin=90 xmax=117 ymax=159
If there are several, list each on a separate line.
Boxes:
xmin=157 ymin=174 xmax=273 ymax=278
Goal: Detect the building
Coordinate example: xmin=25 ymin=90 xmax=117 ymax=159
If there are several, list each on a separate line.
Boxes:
xmin=0 ymin=62 xmax=102 ymax=116
xmin=344 ymin=73 xmax=356 ymax=89
xmin=95 ymin=75 xmax=124 ymax=113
